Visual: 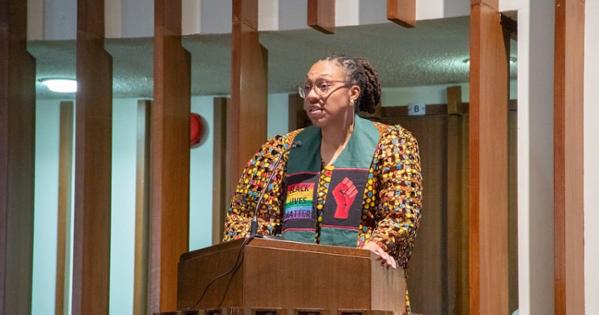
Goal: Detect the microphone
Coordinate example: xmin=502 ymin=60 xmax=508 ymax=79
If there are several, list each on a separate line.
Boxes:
xmin=249 ymin=140 xmax=302 ymax=237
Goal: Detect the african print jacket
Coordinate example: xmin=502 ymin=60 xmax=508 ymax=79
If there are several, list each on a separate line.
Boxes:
xmin=223 ymin=115 xmax=422 ymax=270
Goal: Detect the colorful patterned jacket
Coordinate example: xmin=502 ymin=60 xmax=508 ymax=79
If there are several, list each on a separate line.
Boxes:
xmin=223 ymin=116 xmax=422 ymax=271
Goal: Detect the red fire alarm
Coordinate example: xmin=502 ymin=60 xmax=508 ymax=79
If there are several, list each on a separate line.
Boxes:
xmin=190 ymin=112 xmax=206 ymax=147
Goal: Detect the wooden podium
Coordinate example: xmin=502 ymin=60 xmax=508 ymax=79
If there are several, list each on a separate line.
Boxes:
xmin=163 ymin=238 xmax=406 ymax=315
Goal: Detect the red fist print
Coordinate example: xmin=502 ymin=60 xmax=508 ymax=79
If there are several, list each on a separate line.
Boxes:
xmin=332 ymin=177 xmax=358 ymax=219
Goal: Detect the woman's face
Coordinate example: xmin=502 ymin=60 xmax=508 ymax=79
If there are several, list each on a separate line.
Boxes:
xmin=302 ymin=60 xmax=360 ymax=128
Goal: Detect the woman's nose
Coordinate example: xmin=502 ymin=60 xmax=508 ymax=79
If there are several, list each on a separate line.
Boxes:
xmin=306 ymin=86 xmax=320 ymax=103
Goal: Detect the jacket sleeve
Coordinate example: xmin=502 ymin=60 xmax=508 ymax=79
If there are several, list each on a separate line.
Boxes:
xmin=222 ymin=135 xmax=292 ymax=242
xmin=368 ymin=127 xmax=423 ymax=269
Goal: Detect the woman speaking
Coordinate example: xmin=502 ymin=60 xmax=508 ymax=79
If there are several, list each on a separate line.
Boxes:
xmin=223 ymin=54 xmax=422 ymax=288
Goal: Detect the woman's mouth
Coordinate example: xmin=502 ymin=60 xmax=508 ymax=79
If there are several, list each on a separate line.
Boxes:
xmin=308 ymin=106 xmax=325 ymax=116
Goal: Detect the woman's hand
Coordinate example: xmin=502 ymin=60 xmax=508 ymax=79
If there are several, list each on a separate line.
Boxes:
xmin=361 ymin=241 xmax=397 ymax=269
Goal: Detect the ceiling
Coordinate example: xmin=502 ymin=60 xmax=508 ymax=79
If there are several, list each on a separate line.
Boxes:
xmin=28 ymin=16 xmax=517 ymax=100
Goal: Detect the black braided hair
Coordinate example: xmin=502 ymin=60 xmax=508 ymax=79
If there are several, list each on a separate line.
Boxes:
xmin=320 ymin=54 xmax=382 ymax=114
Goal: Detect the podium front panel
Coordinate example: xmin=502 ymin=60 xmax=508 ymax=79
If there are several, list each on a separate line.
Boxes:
xmin=177 ymin=239 xmax=405 ymax=313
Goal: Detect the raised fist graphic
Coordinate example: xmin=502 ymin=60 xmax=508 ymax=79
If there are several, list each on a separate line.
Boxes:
xmin=332 ymin=177 xmax=358 ymax=219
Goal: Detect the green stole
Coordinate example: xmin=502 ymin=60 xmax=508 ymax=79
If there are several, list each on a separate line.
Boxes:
xmin=281 ymin=115 xmax=380 ymax=247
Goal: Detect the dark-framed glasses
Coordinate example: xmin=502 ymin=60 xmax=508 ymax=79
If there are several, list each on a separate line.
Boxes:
xmin=298 ymin=79 xmax=349 ymax=99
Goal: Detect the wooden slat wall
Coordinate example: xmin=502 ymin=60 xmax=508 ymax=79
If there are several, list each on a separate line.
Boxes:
xmin=228 ymin=0 xmax=268 ymax=198
xmin=72 ymin=0 xmax=113 ymax=313
xmin=469 ymin=0 xmax=509 ymax=314
xmin=554 ymin=0 xmax=585 ymax=313
xmin=394 ymin=116 xmax=448 ymax=315
xmin=133 ymin=100 xmax=151 ymax=315
xmin=55 ymin=101 xmax=74 ymax=315
xmin=387 ymin=0 xmax=416 ymax=28
xmin=307 ymin=0 xmax=335 ymax=34
xmin=378 ymin=102 xmax=519 ymax=314
xmin=0 ymin=0 xmax=36 ymax=313
xmin=212 ymin=97 xmax=228 ymax=244
xmin=150 ymin=0 xmax=191 ymax=312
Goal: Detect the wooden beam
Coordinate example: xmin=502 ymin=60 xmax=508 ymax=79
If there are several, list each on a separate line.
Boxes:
xmin=150 ymin=0 xmax=191 ymax=312
xmin=229 ymin=0 xmax=268 ymax=199
xmin=554 ymin=0 xmax=585 ymax=314
xmin=387 ymin=0 xmax=415 ymax=28
xmin=212 ymin=97 xmax=228 ymax=244
xmin=72 ymin=0 xmax=113 ymax=313
xmin=133 ymin=100 xmax=151 ymax=315
xmin=447 ymin=86 xmax=463 ymax=115
xmin=308 ymin=0 xmax=335 ymax=34
xmin=55 ymin=101 xmax=74 ymax=315
xmin=469 ymin=0 xmax=509 ymax=314
xmin=0 ymin=0 xmax=36 ymax=313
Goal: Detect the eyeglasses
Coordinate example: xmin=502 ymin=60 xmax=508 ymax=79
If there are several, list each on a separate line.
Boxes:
xmin=298 ymin=79 xmax=349 ymax=99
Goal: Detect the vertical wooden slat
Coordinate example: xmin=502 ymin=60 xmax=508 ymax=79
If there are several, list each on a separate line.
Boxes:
xmin=212 ymin=97 xmax=228 ymax=244
xmin=446 ymin=86 xmax=467 ymax=315
xmin=55 ymin=101 xmax=74 ymax=315
xmin=554 ymin=0 xmax=585 ymax=314
xmin=72 ymin=0 xmax=113 ymax=313
xmin=0 ymin=0 xmax=35 ymax=313
xmin=133 ymin=100 xmax=151 ymax=315
xmin=150 ymin=0 xmax=191 ymax=312
xmin=500 ymin=18 xmax=519 ymax=314
xmin=458 ymin=115 xmax=470 ymax=315
xmin=469 ymin=0 xmax=509 ymax=314
xmin=228 ymin=0 xmax=268 ymax=199
xmin=508 ymin=110 xmax=518 ymax=313
xmin=288 ymin=93 xmax=308 ymax=131
xmin=387 ymin=0 xmax=415 ymax=28
xmin=307 ymin=0 xmax=335 ymax=34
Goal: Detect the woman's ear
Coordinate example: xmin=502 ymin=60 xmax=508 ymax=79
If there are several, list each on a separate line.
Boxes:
xmin=350 ymin=85 xmax=361 ymax=102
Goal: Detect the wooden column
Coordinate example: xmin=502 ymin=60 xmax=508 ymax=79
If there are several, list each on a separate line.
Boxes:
xmin=387 ymin=0 xmax=415 ymax=28
xmin=150 ymin=0 xmax=191 ymax=312
xmin=469 ymin=0 xmax=509 ymax=314
xmin=554 ymin=0 xmax=585 ymax=314
xmin=0 ymin=0 xmax=36 ymax=313
xmin=308 ymin=0 xmax=335 ymax=34
xmin=72 ymin=0 xmax=113 ymax=313
xmin=228 ymin=0 xmax=268 ymax=198
xmin=133 ymin=100 xmax=151 ymax=315
xmin=55 ymin=101 xmax=74 ymax=315
xmin=212 ymin=97 xmax=228 ymax=244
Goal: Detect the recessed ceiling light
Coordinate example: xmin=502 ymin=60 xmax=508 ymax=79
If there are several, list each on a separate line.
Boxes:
xmin=40 ymin=78 xmax=77 ymax=93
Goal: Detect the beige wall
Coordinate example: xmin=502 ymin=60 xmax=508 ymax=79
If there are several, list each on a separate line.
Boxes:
xmin=585 ymin=2 xmax=599 ymax=314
